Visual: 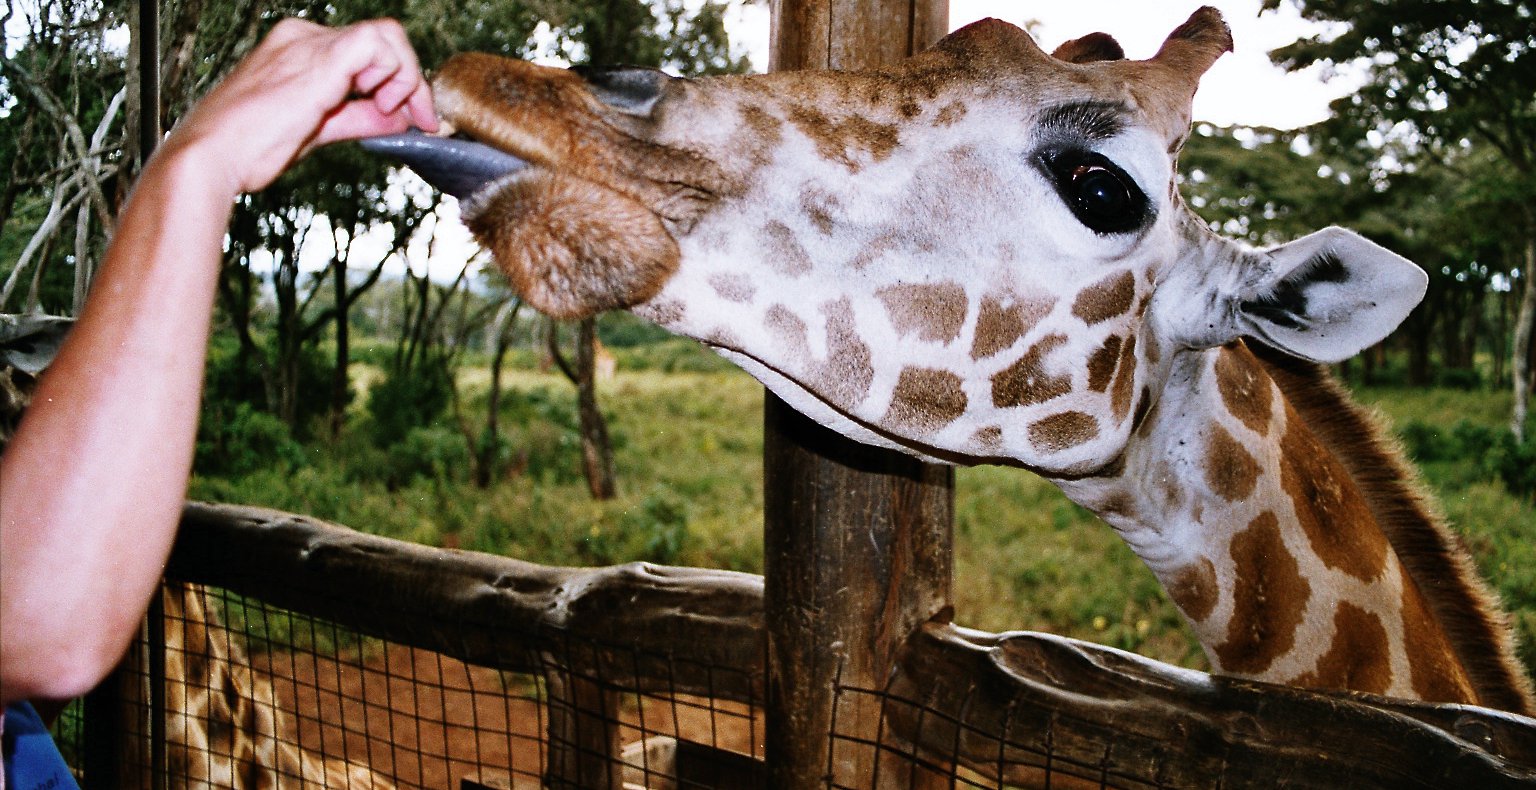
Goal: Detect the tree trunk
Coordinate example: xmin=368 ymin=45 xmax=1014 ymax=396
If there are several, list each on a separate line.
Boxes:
xmin=1514 ymin=234 xmax=1536 ymax=439
xmin=477 ymin=300 xmax=520 ymax=488
xmin=330 ymin=256 xmax=350 ymax=440
xmin=575 ymin=318 xmax=617 ymax=500
xmin=764 ymin=2 xmax=953 ymax=788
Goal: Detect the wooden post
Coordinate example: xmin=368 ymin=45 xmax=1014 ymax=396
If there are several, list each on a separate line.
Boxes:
xmin=764 ymin=13 xmax=951 ymax=789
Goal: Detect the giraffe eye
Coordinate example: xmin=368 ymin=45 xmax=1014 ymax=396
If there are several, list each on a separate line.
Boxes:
xmin=1041 ymin=150 xmax=1149 ymax=235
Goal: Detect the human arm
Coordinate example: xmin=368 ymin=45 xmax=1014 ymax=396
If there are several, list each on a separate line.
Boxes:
xmin=0 ymin=18 xmax=435 ymax=704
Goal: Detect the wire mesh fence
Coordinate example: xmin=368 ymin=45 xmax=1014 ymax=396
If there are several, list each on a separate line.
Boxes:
xmin=80 ymin=580 xmax=768 ymax=789
xmin=56 ymin=503 xmax=1536 ymax=789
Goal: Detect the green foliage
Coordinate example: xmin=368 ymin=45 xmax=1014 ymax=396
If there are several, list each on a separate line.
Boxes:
xmin=597 ymin=312 xmax=674 ymax=348
xmin=581 ymin=486 xmax=692 ymax=565
xmin=1486 ymin=429 xmax=1536 ymax=502
xmin=365 ymin=359 xmax=453 ymax=446
xmin=386 ymin=425 xmax=472 ymax=484
xmin=612 ymin=338 xmax=737 ymax=373
xmin=195 ymin=403 xmax=308 ymax=477
xmin=1396 ymin=416 xmax=1536 ymax=500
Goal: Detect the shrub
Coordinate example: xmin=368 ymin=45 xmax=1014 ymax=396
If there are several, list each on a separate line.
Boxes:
xmin=581 ymin=487 xmax=691 ymax=565
xmin=1486 ymin=429 xmax=1536 ymax=502
xmin=387 ymin=425 xmax=472 ymax=485
xmin=195 ymin=402 xmax=306 ymax=476
xmin=366 ymin=359 xmax=453 ymax=446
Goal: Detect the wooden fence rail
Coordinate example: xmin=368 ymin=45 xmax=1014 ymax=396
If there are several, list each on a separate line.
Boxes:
xmin=162 ymin=501 xmax=1536 ymax=788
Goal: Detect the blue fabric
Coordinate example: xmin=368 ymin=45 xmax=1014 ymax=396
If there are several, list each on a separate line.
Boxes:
xmin=2 ymin=702 xmax=79 ymax=790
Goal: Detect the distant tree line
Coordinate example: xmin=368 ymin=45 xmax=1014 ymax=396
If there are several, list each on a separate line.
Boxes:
xmin=0 ymin=0 xmax=748 ymax=497
xmin=1 ymin=0 xmax=1532 ymax=482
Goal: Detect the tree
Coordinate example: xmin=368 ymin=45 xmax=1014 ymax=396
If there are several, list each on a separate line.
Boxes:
xmin=534 ymin=0 xmax=749 ymax=500
xmin=1263 ymin=0 xmax=1536 ymax=434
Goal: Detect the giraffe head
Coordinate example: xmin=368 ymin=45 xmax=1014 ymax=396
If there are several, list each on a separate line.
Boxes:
xmin=370 ymin=7 xmax=1426 ymax=476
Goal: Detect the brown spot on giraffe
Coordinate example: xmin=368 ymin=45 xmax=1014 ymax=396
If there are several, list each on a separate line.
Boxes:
xmin=704 ymin=327 xmax=740 ymax=349
xmin=1215 ymin=343 xmax=1273 ymax=436
xmin=812 ymin=297 xmax=874 ymax=408
xmin=1028 ymin=411 xmax=1099 ymax=454
xmin=968 ymin=425 xmax=1003 ymax=454
xmin=1401 ymin=578 xmax=1478 ymax=703
xmin=991 ymin=333 xmax=1070 ymax=408
xmin=1167 ymin=557 xmax=1218 ymax=623
xmin=736 ymin=104 xmax=785 ymax=169
xmin=764 ymin=221 xmax=812 ymax=276
xmin=1110 ymin=335 xmax=1139 ymax=421
xmin=1071 ymin=270 xmax=1136 ymax=326
xmin=786 ymin=103 xmax=901 ymax=171
xmin=708 ymin=272 xmax=755 ymax=303
xmin=1204 ymin=424 xmax=1261 ymax=502
xmin=801 ymin=186 xmax=838 ymax=235
xmin=877 ymin=282 xmax=968 ymax=344
xmin=848 ymin=229 xmax=905 ymax=270
xmin=1279 ymin=405 xmax=1389 ymax=582
xmin=1216 ymin=511 xmax=1311 ymax=675
xmin=765 ymin=304 xmax=810 ymax=358
xmin=1131 ymin=386 xmax=1154 ymax=436
xmin=1290 ymin=601 xmax=1393 ymax=695
xmin=1086 ymin=335 xmax=1122 ymax=392
xmin=884 ymin=367 xmax=968 ymax=435
xmin=1100 ymin=491 xmax=1136 ymax=519
xmin=932 ymin=100 xmax=966 ymax=127
xmin=1142 ymin=326 xmax=1162 ymax=366
xmin=640 ymin=296 xmax=685 ymax=326
xmin=970 ymin=294 xmax=1055 ymax=360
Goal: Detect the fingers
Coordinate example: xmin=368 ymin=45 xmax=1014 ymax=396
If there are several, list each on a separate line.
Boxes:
xmin=161 ymin=17 xmax=440 ymax=194
xmin=323 ymin=19 xmax=439 ymax=134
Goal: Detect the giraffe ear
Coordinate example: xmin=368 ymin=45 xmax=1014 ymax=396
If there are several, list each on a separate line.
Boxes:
xmin=1234 ymin=227 xmax=1428 ymax=363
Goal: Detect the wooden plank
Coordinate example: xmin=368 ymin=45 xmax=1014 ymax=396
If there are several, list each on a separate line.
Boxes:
xmin=884 ymin=623 xmax=1536 ymax=789
xmin=763 ymin=3 xmax=952 ymax=786
xmin=167 ymin=501 xmax=764 ymax=702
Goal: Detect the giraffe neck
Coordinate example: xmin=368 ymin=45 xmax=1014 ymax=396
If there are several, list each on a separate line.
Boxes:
xmin=1058 ymin=341 xmax=1533 ymax=711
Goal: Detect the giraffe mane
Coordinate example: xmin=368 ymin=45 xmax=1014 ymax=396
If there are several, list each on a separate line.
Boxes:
xmin=1247 ymin=340 xmax=1536 ymax=715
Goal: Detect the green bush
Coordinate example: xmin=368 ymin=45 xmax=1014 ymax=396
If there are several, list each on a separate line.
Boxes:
xmin=1486 ymin=429 xmax=1536 ymax=501
xmin=1398 ymin=417 xmax=1536 ymax=501
xmin=580 ymin=487 xmax=691 ymax=565
xmin=386 ymin=425 xmax=471 ymax=485
xmin=366 ymin=359 xmax=453 ymax=446
xmin=195 ymin=402 xmax=306 ymax=476
xmin=1434 ymin=367 xmax=1483 ymax=390
xmin=612 ymin=338 xmax=736 ymax=373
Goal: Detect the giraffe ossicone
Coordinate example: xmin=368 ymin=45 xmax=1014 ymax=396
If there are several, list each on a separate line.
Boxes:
xmin=367 ymin=7 xmax=1535 ymax=713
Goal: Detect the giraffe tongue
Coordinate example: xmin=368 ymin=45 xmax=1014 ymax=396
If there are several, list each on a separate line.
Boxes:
xmin=358 ymin=128 xmax=528 ymax=201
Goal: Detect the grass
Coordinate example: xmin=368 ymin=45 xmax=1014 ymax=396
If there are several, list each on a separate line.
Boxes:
xmin=189 ymin=359 xmax=1536 ymax=678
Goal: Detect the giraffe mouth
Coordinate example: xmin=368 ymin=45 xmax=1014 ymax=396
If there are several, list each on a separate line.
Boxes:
xmin=356 ymin=58 xmax=688 ymax=321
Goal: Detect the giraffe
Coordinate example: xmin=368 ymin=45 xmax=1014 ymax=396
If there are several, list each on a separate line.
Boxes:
xmin=129 ymin=583 xmax=394 ymax=788
xmin=365 ymin=7 xmax=1535 ymax=713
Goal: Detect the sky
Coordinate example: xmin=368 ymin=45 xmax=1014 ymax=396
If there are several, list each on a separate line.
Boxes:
xmin=727 ymin=0 xmax=1356 ymax=129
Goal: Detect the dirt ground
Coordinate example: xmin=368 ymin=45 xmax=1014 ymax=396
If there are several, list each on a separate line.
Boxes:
xmin=249 ymin=645 xmax=762 ymax=788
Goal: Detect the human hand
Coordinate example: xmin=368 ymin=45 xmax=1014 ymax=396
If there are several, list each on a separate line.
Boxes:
xmin=163 ymin=18 xmax=438 ymax=195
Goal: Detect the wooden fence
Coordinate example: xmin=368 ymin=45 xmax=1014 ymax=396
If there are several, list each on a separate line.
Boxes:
xmin=73 ymin=501 xmax=1536 ymax=788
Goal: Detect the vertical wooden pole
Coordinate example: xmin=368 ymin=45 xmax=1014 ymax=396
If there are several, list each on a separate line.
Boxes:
xmin=84 ymin=4 xmax=162 ymax=786
xmin=764 ymin=4 xmax=952 ymax=787
xmin=138 ymin=4 xmax=169 ymax=785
